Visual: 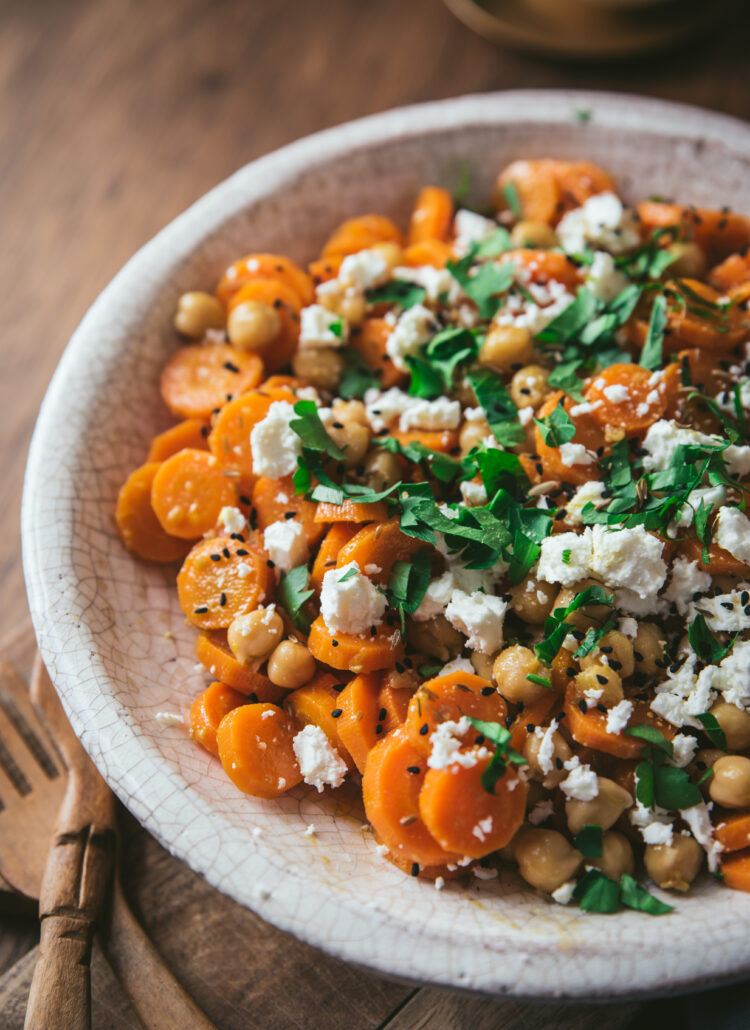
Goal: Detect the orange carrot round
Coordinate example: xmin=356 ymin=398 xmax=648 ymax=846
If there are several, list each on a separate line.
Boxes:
xmin=408 ymin=186 xmax=454 ymax=245
xmin=498 ymin=249 xmax=580 ymax=290
xmin=252 ymin=475 xmax=325 ymax=548
xmin=115 ymin=463 xmax=191 ymax=563
xmin=336 ymin=673 xmax=383 ymax=773
xmin=349 ymin=317 xmax=406 ymax=391
xmin=720 ymin=850 xmax=750 ymax=893
xmin=637 ymin=201 xmax=750 ymax=261
xmin=147 ymin=419 xmax=210 ymax=462
xmin=311 ymin=523 xmax=358 ymax=592
xmin=194 ymin=630 xmax=284 ymax=701
xmin=151 ymin=449 xmax=237 ymax=539
xmin=217 ymin=703 xmax=301 ymax=797
xmin=564 ymin=685 xmax=674 ymax=759
xmin=216 ymin=253 xmax=313 ymax=308
xmin=584 ymin=363 xmax=669 ymax=437
xmin=405 ymin=672 xmax=507 ymax=758
xmin=680 ymin=537 xmax=750 ymax=578
xmin=189 ymin=682 xmax=247 ymax=756
xmin=285 ymin=672 xmax=353 ymax=771
xmin=160 ymin=343 xmax=263 ymax=419
xmin=314 ymin=499 xmax=389 ymax=525
xmin=177 ymin=535 xmax=273 ymax=629
xmin=402 ymin=240 xmax=453 ymax=269
xmin=335 ymin=517 xmax=426 ymax=585
xmin=715 ymin=812 xmax=750 ymax=854
xmin=207 ymin=386 xmax=295 ymax=495
xmin=377 ymin=682 xmax=412 ymax=733
xmin=307 ymin=616 xmax=403 ymax=674
xmin=321 ymin=214 xmax=403 ymax=259
xmin=534 ymin=390 xmax=604 ymax=486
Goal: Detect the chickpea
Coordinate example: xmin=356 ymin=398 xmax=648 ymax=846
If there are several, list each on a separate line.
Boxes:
xmin=523 ymin=727 xmax=573 ymax=788
xmin=644 ymin=836 xmax=703 ymax=892
xmin=331 ymin=398 xmax=368 ymax=427
xmin=292 ymin=346 xmax=344 ymax=391
xmin=509 ymin=576 xmax=556 ymax=625
xmin=692 ymin=748 xmax=724 ymax=797
xmin=363 ymin=448 xmax=401 ymax=491
xmin=514 ymin=828 xmax=583 ymax=893
xmin=227 ymin=300 xmax=281 ymax=351
xmin=573 ymin=664 xmax=624 ymax=709
xmin=459 ymin=415 xmax=492 ymax=456
xmin=554 ymin=580 xmax=610 ymax=631
xmin=470 ymin=651 xmax=495 ymax=681
xmin=407 ymin=615 xmax=464 ymax=663
xmin=510 ymin=364 xmax=550 ymax=410
xmin=588 ymin=831 xmax=634 ymax=881
xmin=494 ymin=645 xmax=550 ymax=705
xmin=174 ymin=291 xmax=226 ymax=339
xmin=579 ymin=630 xmax=634 ymax=679
xmin=479 ymin=326 xmax=534 ymax=372
xmin=565 ymin=777 xmax=633 ymax=835
xmin=708 ymin=701 xmax=750 ymax=752
xmin=327 ymin=419 xmax=371 ymax=469
xmin=266 ymin=640 xmax=316 ymax=689
xmin=510 ymin=220 xmax=559 ymax=249
xmin=632 ymin=622 xmax=666 ymax=677
xmin=339 ymin=290 xmax=367 ymax=326
xmin=709 ymin=755 xmax=750 ymax=809
xmin=370 ymin=241 xmax=404 ymax=273
xmin=227 ymin=607 xmax=284 ymax=664
xmin=664 ymin=241 xmax=706 ymax=279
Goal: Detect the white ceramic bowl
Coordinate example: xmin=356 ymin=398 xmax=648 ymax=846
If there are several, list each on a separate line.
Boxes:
xmin=23 ymin=90 xmax=750 ymax=999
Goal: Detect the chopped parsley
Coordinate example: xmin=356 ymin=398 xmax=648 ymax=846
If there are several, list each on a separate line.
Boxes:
xmin=277 ymin=565 xmax=314 ymax=633
xmin=466 ymin=717 xmax=526 ymax=794
xmin=366 ymin=279 xmax=426 ymax=310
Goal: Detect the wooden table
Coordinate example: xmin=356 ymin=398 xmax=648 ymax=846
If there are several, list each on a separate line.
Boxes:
xmin=1 ymin=0 xmax=749 ymax=1024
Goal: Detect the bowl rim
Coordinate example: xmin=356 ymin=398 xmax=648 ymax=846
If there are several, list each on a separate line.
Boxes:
xmin=22 ymin=89 xmax=750 ymax=1000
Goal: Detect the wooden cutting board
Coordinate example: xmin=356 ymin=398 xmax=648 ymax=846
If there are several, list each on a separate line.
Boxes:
xmin=0 ymin=621 xmax=641 ymax=1028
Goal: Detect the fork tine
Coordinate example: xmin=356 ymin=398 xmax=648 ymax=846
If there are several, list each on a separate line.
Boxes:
xmin=0 ymin=663 xmax=62 ymax=791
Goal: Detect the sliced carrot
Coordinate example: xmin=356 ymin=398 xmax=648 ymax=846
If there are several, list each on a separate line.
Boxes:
xmin=564 ymin=685 xmax=674 ymax=759
xmin=508 ymin=693 xmax=558 ymax=752
xmin=680 ymin=537 xmax=750 ymax=577
xmin=308 ymin=255 xmax=343 ymax=286
xmin=362 ymin=727 xmax=461 ymax=868
xmin=314 ymin=499 xmax=389 ymax=525
xmin=405 ymin=672 xmax=507 ymax=758
xmin=336 ymin=673 xmax=383 ymax=773
xmin=584 ymin=362 xmax=671 ymax=436
xmin=258 ymin=374 xmax=305 ymax=393
xmin=710 ymin=252 xmax=750 ymax=292
xmin=419 ymin=753 xmax=527 ymax=858
xmin=377 ymin=682 xmax=413 ymax=733
xmin=349 ymin=317 xmax=406 ymax=391
xmin=177 ymin=535 xmax=273 ymax=629
xmin=664 ymin=279 xmax=748 ymax=351
xmin=151 ymin=449 xmax=237 ymax=539
xmin=494 ymin=159 xmax=615 ymax=224
xmin=252 ymin=475 xmax=325 ymax=549
xmin=208 ymin=386 xmax=295 ymax=495
xmin=160 ymin=343 xmax=263 ymax=419
xmin=380 ymin=845 xmax=467 ymax=881
xmin=216 ymin=703 xmax=302 ymax=798
xmin=335 ymin=517 xmax=425 ymax=585
xmin=498 ymin=249 xmax=580 ymax=290
xmin=321 ymin=214 xmax=403 ymax=259
xmin=307 ymin=616 xmax=403 ymax=674
xmin=673 ymin=348 xmax=725 ymax=395
xmin=552 ymin=161 xmax=617 ymax=211
xmin=284 ymin=672 xmax=353 ymax=771
xmin=147 ymin=419 xmax=210 ymax=462
xmin=115 ymin=463 xmax=192 ymax=563
xmin=311 ymin=523 xmax=358 ymax=592
xmin=720 ymin=849 xmax=750 ymax=893
xmin=216 ymin=253 xmax=313 ymax=308
xmin=189 ymin=682 xmax=247 ymax=756
xmin=637 ymin=201 xmax=750 ymax=261
xmin=402 ymin=240 xmax=452 ymax=269
xmin=715 ymin=811 xmax=750 ymax=854
xmin=408 ymin=186 xmax=454 ymax=245
xmin=390 ymin=428 xmax=459 ymax=454
xmin=534 ymin=391 xmax=604 ymax=486
xmin=194 ymin=630 xmax=284 ymax=701
xmin=225 ymin=279 xmax=302 ymax=372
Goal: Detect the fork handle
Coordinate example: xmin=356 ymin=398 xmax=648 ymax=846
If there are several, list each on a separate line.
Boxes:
xmin=25 ymin=914 xmax=93 ymax=1029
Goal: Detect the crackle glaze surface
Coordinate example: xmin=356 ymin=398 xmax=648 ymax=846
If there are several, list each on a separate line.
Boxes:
xmin=22 ymin=92 xmax=750 ymax=998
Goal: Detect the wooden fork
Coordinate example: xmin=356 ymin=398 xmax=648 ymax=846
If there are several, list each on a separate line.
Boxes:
xmin=0 ymin=657 xmax=215 ymax=1030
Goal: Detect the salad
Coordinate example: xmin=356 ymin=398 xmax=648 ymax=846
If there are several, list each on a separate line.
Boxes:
xmin=116 ymin=158 xmax=750 ymax=915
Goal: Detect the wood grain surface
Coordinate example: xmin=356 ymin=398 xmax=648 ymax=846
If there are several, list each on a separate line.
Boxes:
xmin=1 ymin=0 xmax=748 ymax=1024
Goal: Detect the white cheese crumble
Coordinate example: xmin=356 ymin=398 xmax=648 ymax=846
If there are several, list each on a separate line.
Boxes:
xmin=250 ymin=401 xmax=301 ymax=478
xmin=392 ymin=264 xmax=464 ymax=304
xmin=557 ymin=192 xmax=640 ymax=255
xmin=662 ymin=557 xmax=711 ymax=616
xmin=434 ymin=876 xmax=445 ymax=891
xmin=558 ymin=442 xmax=597 ymax=467
xmin=559 ymin=756 xmax=599 ymax=801
xmin=412 ymin=570 xmax=455 ymax=622
xmin=680 ymin=801 xmax=723 ymax=872
xmin=538 ymin=530 xmax=593 ymax=586
xmin=494 ymin=280 xmax=575 ymax=337
xmin=385 ymin=303 xmax=438 ymax=371
xmin=292 ymin=724 xmax=347 ymax=793
xmin=528 ymin=800 xmax=555 ymax=825
xmin=589 ymin=524 xmax=666 ymax=599
xmin=444 ymin=589 xmax=508 ymax=654
xmin=399 ymin=396 xmax=461 ymax=432
xmin=584 ymin=250 xmax=630 ymax=302
xmin=338 ymin=249 xmax=388 ymax=290
xmin=642 ymin=419 xmax=750 ymax=480
xmin=299 ymin=304 xmax=348 ymax=347
xmin=690 ymin=586 xmax=750 ymax=633
xmin=630 ymin=797 xmax=673 ymax=846
xmin=714 ymin=506 xmax=750 ymax=564
xmin=319 ymin=561 xmax=387 ymax=636
xmin=564 ymin=480 xmax=607 ymax=526
xmin=473 ymin=865 xmax=499 ymax=880
xmin=438 ymin=656 xmax=476 ymax=676
xmin=670 ymin=734 xmax=698 ymax=769
xmin=605 ymin=699 xmax=633 ymax=735
xmin=217 ymin=506 xmax=246 ymax=536
xmin=460 ymin=479 xmax=488 ymax=506
xmin=472 ymin=815 xmax=494 ymax=842
xmin=263 ymin=519 xmax=308 ymax=574
xmin=453 ymin=208 xmax=497 ymax=253
xmin=551 ymin=880 xmax=577 ymax=905
xmin=533 ymin=719 xmax=560 ymax=776
xmin=364 ymin=387 xmax=416 ymax=432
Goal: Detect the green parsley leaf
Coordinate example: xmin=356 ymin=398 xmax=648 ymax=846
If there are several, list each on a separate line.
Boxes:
xmin=575 ymin=109 xmax=592 ymax=123
xmin=561 ymin=549 xmax=571 ymax=565
xmin=534 ymin=586 xmax=614 ymax=665
xmin=534 ymin=402 xmax=577 ymax=447
xmin=418 ymin=661 xmax=442 ymax=678
xmin=640 ymin=295 xmax=667 ymax=371
xmin=290 ymin=400 xmax=345 ymax=460
xmin=473 ymin=448 xmax=529 ymax=500
xmin=338 ymin=348 xmax=380 ymax=399
xmin=546 ymin=358 xmax=586 ymax=402
xmin=654 ymin=765 xmax=702 ymax=810
xmin=573 ymin=612 xmax=617 ymax=660
xmin=624 ymin=725 xmax=674 ymax=756
xmin=697 ymin=712 xmax=727 ymax=751
xmin=535 ymin=287 xmax=599 ymax=347
xmin=467 ymin=367 xmax=525 ymax=447
xmin=337 ymin=567 xmax=359 ymax=583
xmin=379 ymin=436 xmax=470 ymax=484
xmin=574 ymin=825 xmax=603 ymax=858
xmin=634 ymin=760 xmax=655 ymax=807
xmin=422 ymin=326 xmax=479 ymax=389
xmin=573 ymin=869 xmax=620 ymax=914
xmin=328 ymin=319 xmax=343 ymax=338
xmin=405 ymin=354 xmax=445 ymax=399
xmin=474 ymin=226 xmax=513 ymax=257
xmin=619 ymin=874 xmax=673 ymax=916
xmin=366 ymin=279 xmax=426 ymax=310
xmin=502 ymin=180 xmax=522 ymax=219
xmin=446 ymin=255 xmax=515 ymax=319
xmin=277 ymin=565 xmax=314 ymax=633
xmin=526 ymin=673 xmax=551 ymax=689
xmin=388 ymin=550 xmax=432 ymax=624
xmin=467 ymin=717 xmax=526 ymax=795
xmin=688 ymin=613 xmax=737 ymax=664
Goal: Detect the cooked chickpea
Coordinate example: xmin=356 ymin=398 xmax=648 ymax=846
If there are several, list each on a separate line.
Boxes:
xmin=708 ymin=701 xmax=750 ymax=752
xmin=407 ymin=615 xmax=464 ymax=663
xmin=479 ymin=326 xmax=534 ymax=372
xmin=573 ymin=664 xmax=624 ymax=709
xmin=173 ymin=291 xmax=226 ymax=338
xmin=523 ymin=727 xmax=573 ymax=788
xmin=509 ymin=576 xmax=556 ymax=625
xmin=227 ymin=607 xmax=284 ymax=664
xmin=510 ymin=220 xmax=559 ymax=249
xmin=644 ymin=836 xmax=703 ymax=892
xmin=514 ymin=828 xmax=583 ymax=893
xmin=692 ymin=748 xmax=724 ymax=797
xmin=709 ymin=755 xmax=750 ymax=809
xmin=565 ymin=777 xmax=633 ymax=835
xmin=588 ymin=831 xmax=634 ymax=881
xmin=370 ymin=241 xmax=404 ymax=273
xmin=266 ymin=640 xmax=316 ymax=689
xmin=470 ymin=651 xmax=495 ymax=681
xmin=459 ymin=415 xmax=492 ymax=456
xmin=494 ymin=645 xmax=550 ymax=705
xmin=327 ymin=419 xmax=371 ymax=469
xmin=331 ymin=398 xmax=368 ymax=426
xmin=664 ymin=241 xmax=706 ymax=279
xmin=292 ymin=346 xmax=344 ymax=391
xmin=579 ymin=630 xmax=634 ymax=679
xmin=363 ymin=448 xmax=402 ymax=491
xmin=554 ymin=580 xmax=610 ymax=631
xmin=510 ymin=364 xmax=550 ymax=409
xmin=632 ymin=622 xmax=666 ymax=677
xmin=227 ymin=300 xmax=281 ymax=351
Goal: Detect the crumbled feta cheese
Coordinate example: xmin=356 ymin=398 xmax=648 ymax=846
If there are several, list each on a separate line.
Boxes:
xmin=673 ymin=484 xmax=726 ymax=530
xmin=428 ymin=717 xmax=490 ymax=770
xmin=630 ymin=797 xmax=673 ymax=846
xmin=557 ymin=192 xmax=640 ymax=255
xmin=434 ymin=876 xmax=445 ymax=890
xmin=472 ymin=815 xmax=494 ymax=842
xmin=583 ymin=687 xmax=604 ymax=709
xmin=714 ymin=506 xmax=750 ymax=563
xmin=444 ymin=589 xmax=507 ymax=654
xmin=460 ymin=479 xmax=488 ymax=506
xmin=292 ymin=724 xmax=347 ymax=792
xmin=670 ymin=734 xmax=698 ymax=769
xmin=385 ymin=304 xmax=437 ymax=370
xmin=263 ymin=519 xmax=308 ymax=573
xmin=319 ymin=561 xmax=387 ymax=635
xmin=605 ymin=699 xmax=633 ymax=735
xmin=589 ymin=524 xmax=666 ymax=599
xmin=584 ymin=250 xmax=630 ymax=302
xmin=218 ymin=506 xmax=246 ymax=536
xmin=338 ymin=249 xmax=388 ymax=290
xmin=564 ymin=480 xmax=607 ymax=526
xmin=364 ymin=387 xmax=416 ymax=432
xmin=642 ymin=419 xmax=750 ymax=479
xmin=250 ymin=401 xmax=301 ymax=478
xmin=538 ymin=530 xmax=592 ymax=586
xmin=439 ymin=656 xmax=476 ymax=676
xmin=642 ymin=822 xmax=675 ymax=846
xmin=618 ymin=617 xmax=638 ymax=638
xmin=533 ymin=720 xmax=560 ymax=776
xmin=559 ymin=756 xmax=599 ymax=801
xmin=614 ymin=588 xmax=668 ymax=617
xmin=517 ymin=405 xmax=534 ymax=427
xmin=690 ymin=587 xmax=750 ymax=634
xmin=364 ymin=563 xmax=381 ymax=575
xmin=558 ymin=442 xmax=597 ymax=467
xmin=528 ymin=800 xmax=555 ymax=825
xmin=603 ymin=383 xmax=630 ymax=403
xmin=662 ymin=557 xmax=711 ymax=615
xmin=412 ymin=570 xmax=455 ymax=622
xmin=473 ymin=865 xmax=498 ymax=880
xmin=680 ymin=801 xmax=723 ymax=872
xmin=399 ymin=396 xmax=461 ymax=432
xmin=391 ymin=264 xmax=464 ymax=304
xmin=453 ymin=209 xmax=497 ymax=253
xmin=299 ymin=304 xmax=348 ymax=347
xmin=493 ymin=280 xmax=575 ymax=336
xmin=551 ymin=880 xmax=577 ymax=905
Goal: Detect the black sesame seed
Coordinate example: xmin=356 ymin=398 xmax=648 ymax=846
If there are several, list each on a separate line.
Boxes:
xmin=249 ymin=692 xmax=258 ymax=703
xmin=395 ymin=662 xmax=405 ymax=673
xmin=721 ymin=601 xmax=734 ymax=610
xmin=475 ymin=734 xmax=486 ymax=745
xmin=419 ymin=723 xmax=429 ymax=736
xmin=609 ymin=660 xmax=622 ymax=672
xmin=410 ymin=863 xmax=420 ymax=877
xmin=375 ymin=723 xmax=384 ymax=734
xmin=230 ymin=533 xmax=246 ymax=541
xmin=596 ymin=674 xmax=608 ymax=685
xmin=634 ymin=651 xmax=644 ymax=663
xmin=566 ymin=667 xmax=576 ymax=677
xmin=596 ymin=703 xmax=607 ymax=713
xmin=193 ymin=606 xmax=208 ymax=613
xmin=219 ymin=592 xmax=227 ymax=607
xmin=222 ymin=547 xmax=231 ymax=559
xmin=578 ymin=700 xmax=587 ymax=713
xmin=481 ymin=686 xmax=494 ymax=696
xmin=526 ymin=723 xmax=535 ymax=732
xmin=200 ymin=425 xmax=209 ymax=438
xmin=331 ymin=639 xmax=339 ymax=648
xmin=236 ymin=549 xmax=249 ymax=556
xmin=210 ymin=554 xmax=222 ymax=562
xmin=284 ymin=511 xmax=296 ymax=519
xmin=741 ymin=591 xmax=749 ymax=606
xmin=406 ymin=766 xmax=420 ymax=774
xmin=501 ymin=593 xmax=513 ymax=602
xmin=266 ymin=560 xmax=275 ymax=568
xmin=223 ymin=361 xmax=240 ymax=373
xmin=555 ymin=757 xmax=563 ymax=770
xmin=331 ymin=708 xmax=343 ymax=718
xmin=379 ymin=708 xmax=387 ymax=721
xmin=370 ymin=625 xmax=377 ymax=636
xmin=600 ymin=645 xmax=613 ymax=654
